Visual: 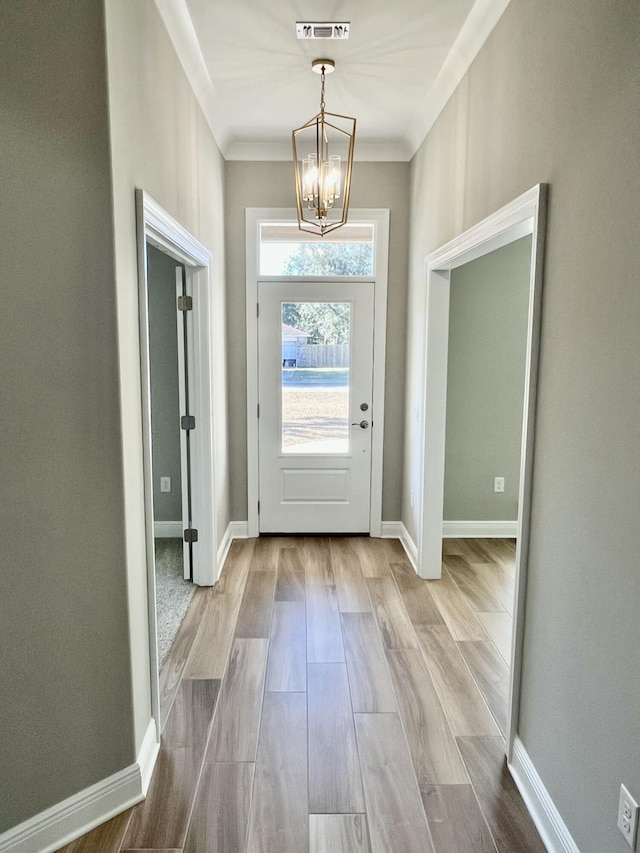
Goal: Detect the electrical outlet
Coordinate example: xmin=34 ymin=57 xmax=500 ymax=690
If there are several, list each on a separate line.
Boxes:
xmin=160 ymin=476 xmax=171 ymax=493
xmin=618 ymin=783 xmax=639 ymax=849
xmin=494 ymin=476 xmax=505 ymax=493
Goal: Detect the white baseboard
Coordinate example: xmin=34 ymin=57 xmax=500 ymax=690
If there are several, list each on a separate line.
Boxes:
xmin=228 ymin=520 xmax=249 ymax=539
xmin=137 ymin=718 xmax=160 ymax=795
xmin=442 ymin=520 xmax=517 ymax=538
xmin=0 ymin=721 xmax=158 ymax=853
xmin=380 ymin=522 xmax=418 ymax=574
xmin=380 ymin=521 xmax=403 ymax=538
xmin=153 ymin=520 xmax=182 ymax=538
xmin=509 ymin=736 xmax=580 ymax=853
xmin=216 ymin=523 xmax=233 ymax=579
xmin=215 ymin=521 xmax=251 ymax=581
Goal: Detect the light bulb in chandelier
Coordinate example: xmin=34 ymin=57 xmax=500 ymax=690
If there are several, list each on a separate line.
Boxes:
xmin=302 ymin=154 xmax=342 ymax=212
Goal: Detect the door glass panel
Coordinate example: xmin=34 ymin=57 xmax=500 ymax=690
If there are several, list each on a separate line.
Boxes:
xmin=281 ymin=302 xmax=350 ymax=453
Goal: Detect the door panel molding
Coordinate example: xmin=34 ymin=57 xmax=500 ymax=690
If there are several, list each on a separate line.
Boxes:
xmin=245 ymin=208 xmax=389 ymax=537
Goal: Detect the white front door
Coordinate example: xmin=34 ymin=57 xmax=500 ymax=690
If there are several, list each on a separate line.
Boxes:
xmin=258 ymin=281 xmax=375 ymax=533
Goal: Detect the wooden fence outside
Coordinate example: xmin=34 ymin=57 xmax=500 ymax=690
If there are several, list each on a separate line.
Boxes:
xmin=296 ymin=343 xmax=349 ymax=368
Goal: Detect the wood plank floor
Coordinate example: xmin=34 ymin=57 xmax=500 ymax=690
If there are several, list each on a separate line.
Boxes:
xmin=57 ymin=537 xmax=546 ymax=853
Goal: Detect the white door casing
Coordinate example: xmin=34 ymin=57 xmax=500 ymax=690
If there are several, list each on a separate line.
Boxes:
xmin=258 ymin=281 xmax=374 ymax=533
xmin=174 ymin=266 xmax=193 ymax=579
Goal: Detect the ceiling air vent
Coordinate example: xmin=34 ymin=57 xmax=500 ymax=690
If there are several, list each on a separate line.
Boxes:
xmin=296 ymin=22 xmax=350 ymax=40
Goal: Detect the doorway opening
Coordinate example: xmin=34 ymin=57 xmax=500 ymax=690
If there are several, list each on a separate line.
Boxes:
xmin=146 ymin=244 xmax=196 ymax=669
xmin=416 ymin=184 xmax=548 ymax=759
xmin=136 ymin=190 xmax=217 ymax=736
xmin=440 ymin=234 xmax=532 ymax=681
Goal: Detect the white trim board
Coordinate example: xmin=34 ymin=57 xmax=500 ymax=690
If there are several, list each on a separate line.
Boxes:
xmin=380 ymin=521 xmax=418 ymax=574
xmin=380 ymin=521 xmax=404 ymax=538
xmin=215 ymin=521 xmax=250 ymax=580
xmin=227 ymin=521 xmax=249 ymax=539
xmin=509 ymin=737 xmax=581 ymax=853
xmin=442 ymin=520 xmax=517 ymax=538
xmin=215 ymin=522 xmax=250 ymax=582
xmin=0 ymin=720 xmax=158 ymax=853
xmin=136 ymin=718 xmax=161 ymax=794
xmin=153 ymin=520 xmax=182 ymax=538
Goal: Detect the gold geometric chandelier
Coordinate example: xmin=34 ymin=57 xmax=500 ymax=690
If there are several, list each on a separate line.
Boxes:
xmin=292 ymin=59 xmax=356 ymax=236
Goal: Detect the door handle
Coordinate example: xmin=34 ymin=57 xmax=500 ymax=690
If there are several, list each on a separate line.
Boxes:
xmin=351 ymin=420 xmax=369 ymax=429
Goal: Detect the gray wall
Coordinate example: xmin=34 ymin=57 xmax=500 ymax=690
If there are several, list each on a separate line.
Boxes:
xmin=444 ymin=237 xmax=531 ymax=521
xmin=105 ymin=0 xmax=229 ymax=750
xmin=0 ymin=0 xmax=230 ymax=835
xmin=0 ymin=0 xmax=132 ymax=831
xmin=225 ymin=161 xmax=409 ymax=521
xmin=404 ymin=2 xmax=640 ymax=851
xmin=147 ymin=245 xmax=183 ymax=523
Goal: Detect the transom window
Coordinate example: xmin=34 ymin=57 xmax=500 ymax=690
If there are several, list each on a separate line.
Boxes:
xmin=259 ymin=222 xmax=375 ymax=277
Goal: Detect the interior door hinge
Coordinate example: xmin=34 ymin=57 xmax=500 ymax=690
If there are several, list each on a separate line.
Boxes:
xmin=257 ymin=403 xmax=260 ymax=418
xmin=256 ymin=302 xmax=259 ymax=318
xmin=257 ymin=501 xmax=260 ymax=514
xmin=184 ymin=528 xmax=198 ymax=543
xmin=178 ymin=295 xmax=193 ymax=312
xmin=181 ymin=415 xmax=196 ymax=430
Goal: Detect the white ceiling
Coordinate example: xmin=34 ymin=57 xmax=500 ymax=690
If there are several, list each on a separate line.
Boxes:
xmin=154 ymin=0 xmax=511 ymax=161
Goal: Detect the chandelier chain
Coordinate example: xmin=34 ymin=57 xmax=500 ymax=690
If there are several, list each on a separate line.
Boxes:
xmin=320 ymin=67 xmax=326 ymax=113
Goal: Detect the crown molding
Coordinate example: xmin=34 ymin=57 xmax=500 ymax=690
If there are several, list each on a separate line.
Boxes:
xmin=224 ymin=140 xmax=413 ymax=163
xmin=155 ymin=0 xmax=513 ymax=163
xmin=406 ymin=0 xmax=513 ymax=153
xmin=153 ymin=0 xmax=228 ymax=150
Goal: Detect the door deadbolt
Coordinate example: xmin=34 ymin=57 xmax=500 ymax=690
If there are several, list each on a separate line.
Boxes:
xmin=360 ymin=402 xmax=369 ymax=411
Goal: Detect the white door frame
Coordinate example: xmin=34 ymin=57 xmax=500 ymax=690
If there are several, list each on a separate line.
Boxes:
xmin=135 ymin=190 xmax=217 ymax=735
xmin=416 ymin=183 xmax=548 ymax=758
xmin=174 ymin=267 xmax=192 ymax=578
xmin=245 ymin=208 xmax=389 ymax=538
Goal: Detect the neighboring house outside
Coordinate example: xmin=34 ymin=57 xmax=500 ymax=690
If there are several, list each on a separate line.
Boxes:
xmin=281 ymin=323 xmax=308 ymax=367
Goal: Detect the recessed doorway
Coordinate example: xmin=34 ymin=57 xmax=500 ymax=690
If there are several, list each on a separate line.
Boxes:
xmin=417 ymin=184 xmax=548 ymax=758
xmin=136 ymin=190 xmax=218 ymax=735
xmin=146 ymin=244 xmax=196 ymax=668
